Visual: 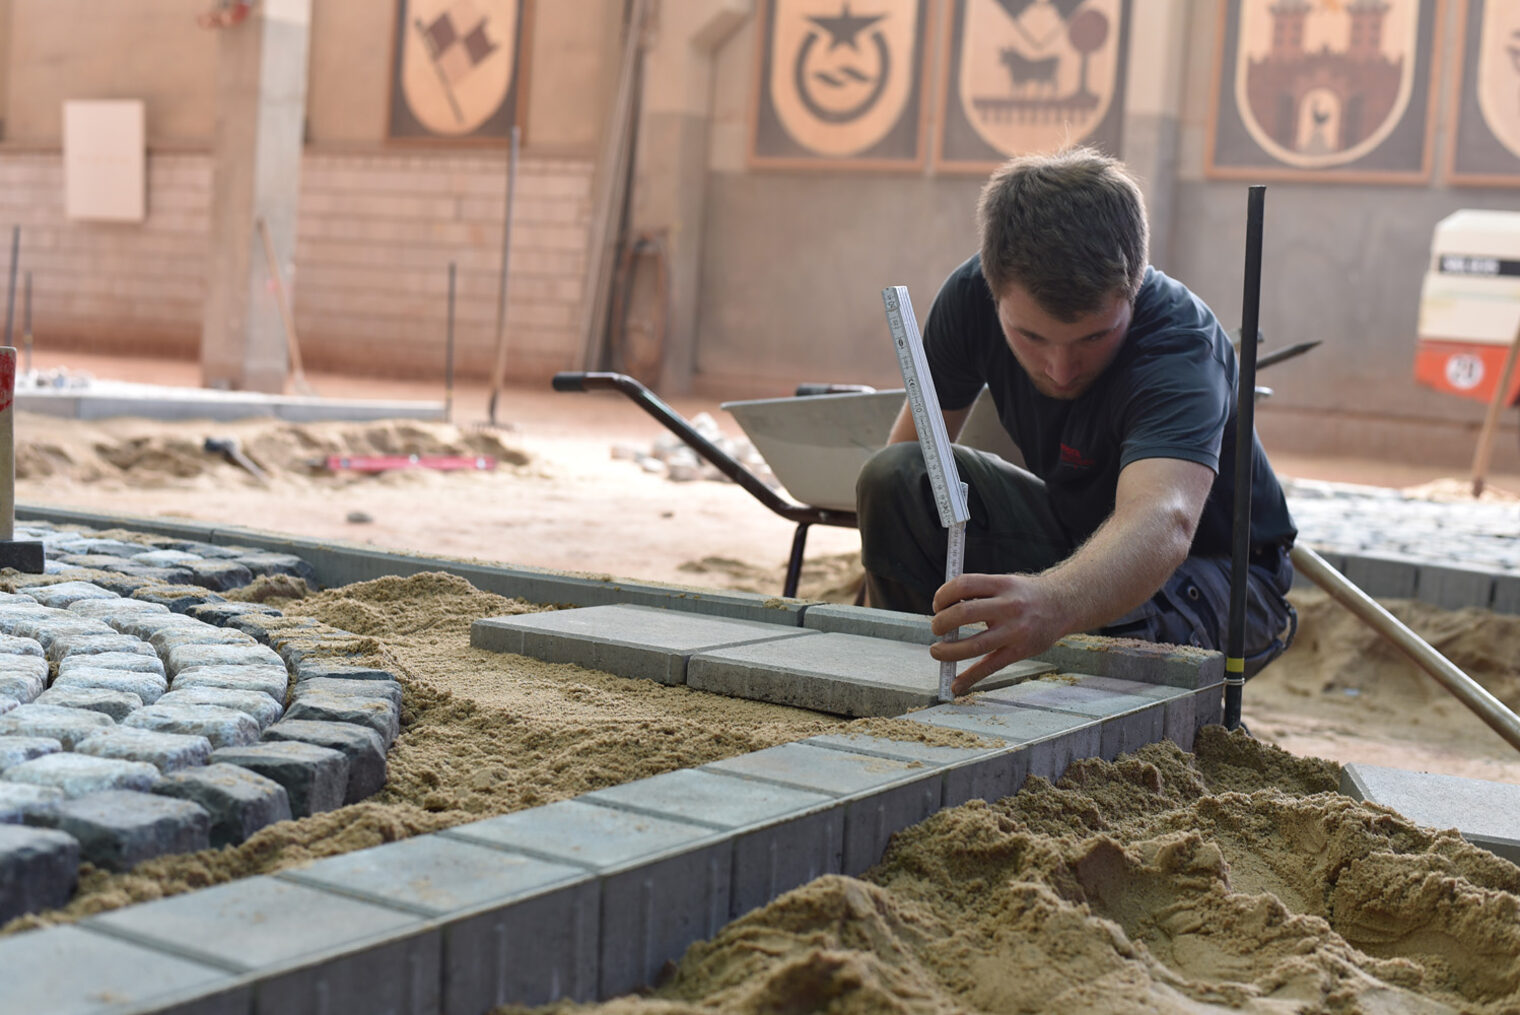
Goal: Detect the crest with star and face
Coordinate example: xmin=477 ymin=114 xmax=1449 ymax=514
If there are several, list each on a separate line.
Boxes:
xmin=752 ymin=0 xmax=929 ymax=167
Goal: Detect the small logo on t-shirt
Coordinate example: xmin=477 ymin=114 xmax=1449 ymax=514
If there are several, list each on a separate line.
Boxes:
xmin=1059 ymin=443 xmax=1095 ymax=469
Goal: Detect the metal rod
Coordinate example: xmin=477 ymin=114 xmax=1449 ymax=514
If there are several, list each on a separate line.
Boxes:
xmin=1225 ymin=185 xmax=1266 ymax=730
xmin=487 ymin=124 xmax=521 ymax=425
xmin=3 ymin=226 xmax=17 ymax=349
xmin=1470 ymin=311 xmax=1520 ymax=497
xmin=22 ymin=271 xmax=32 ymax=374
xmin=1292 ymin=545 xmax=1520 ymax=754
xmin=445 ymin=262 xmax=457 ymax=425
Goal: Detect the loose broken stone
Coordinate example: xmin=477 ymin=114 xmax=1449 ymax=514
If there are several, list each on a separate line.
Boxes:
xmin=123 ymin=703 xmax=260 ymax=749
xmin=165 ymin=642 xmax=283 ymax=677
xmin=75 ymin=726 xmax=213 ymax=773
xmin=5 ymin=752 xmax=160 ymax=797
xmin=0 ymin=704 xmax=117 ymax=749
xmin=29 ymin=789 xmax=209 ymax=872
xmin=35 ymin=686 xmax=144 ymax=722
xmin=0 ymin=782 xmax=66 ymax=825
xmin=52 ymin=668 xmax=168 ymax=705
xmin=209 ymin=742 xmax=347 ymax=818
xmin=153 ymin=763 xmax=291 ymax=847
xmin=0 ymin=736 xmax=62 ymax=773
xmin=171 ymin=664 xmax=288 ymax=702
xmin=158 ymin=687 xmax=282 ymax=730
xmin=261 ymin=720 xmax=386 ymax=804
xmin=283 ymin=693 xmax=399 ymax=749
xmin=59 ymin=650 xmax=166 ymax=678
xmin=0 ymin=824 xmax=79 ymax=922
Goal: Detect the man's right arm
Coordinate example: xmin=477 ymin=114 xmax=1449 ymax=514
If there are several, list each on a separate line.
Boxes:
xmin=886 ymin=399 xmax=971 ymax=445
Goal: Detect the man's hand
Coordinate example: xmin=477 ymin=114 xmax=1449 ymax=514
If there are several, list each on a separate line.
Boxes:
xmin=929 ymin=572 xmax=1070 ymax=696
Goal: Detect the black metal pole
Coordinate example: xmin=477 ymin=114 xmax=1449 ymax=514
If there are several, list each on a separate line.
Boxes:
xmin=445 ymin=262 xmax=456 ymax=424
xmin=1225 ymin=185 xmax=1266 ymax=731
xmin=3 ymin=226 xmax=18 ymax=348
xmin=22 ymin=271 xmax=32 ymax=373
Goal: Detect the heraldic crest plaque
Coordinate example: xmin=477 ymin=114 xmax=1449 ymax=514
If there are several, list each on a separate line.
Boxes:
xmin=389 ymin=0 xmax=526 ymax=141
xmin=1448 ymin=0 xmax=1520 ymax=186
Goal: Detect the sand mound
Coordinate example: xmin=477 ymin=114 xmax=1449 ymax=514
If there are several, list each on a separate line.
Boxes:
xmin=538 ymin=730 xmax=1520 ymax=1015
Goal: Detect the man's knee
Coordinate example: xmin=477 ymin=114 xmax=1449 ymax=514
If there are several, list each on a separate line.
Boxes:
xmin=856 ymin=442 xmax=926 ymax=510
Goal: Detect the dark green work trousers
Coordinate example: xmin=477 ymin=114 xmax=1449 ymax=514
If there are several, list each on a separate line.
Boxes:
xmin=856 ymin=443 xmax=1297 ymax=677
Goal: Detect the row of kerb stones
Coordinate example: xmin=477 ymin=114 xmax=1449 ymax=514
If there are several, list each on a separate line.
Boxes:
xmin=0 ymin=571 xmax=404 ymax=924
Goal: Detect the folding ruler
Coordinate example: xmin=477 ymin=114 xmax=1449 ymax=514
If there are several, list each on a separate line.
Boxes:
xmin=881 ymin=286 xmax=969 ymax=702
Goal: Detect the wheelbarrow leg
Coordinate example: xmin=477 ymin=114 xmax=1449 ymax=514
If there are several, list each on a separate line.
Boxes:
xmin=783 ymin=522 xmax=811 ymax=598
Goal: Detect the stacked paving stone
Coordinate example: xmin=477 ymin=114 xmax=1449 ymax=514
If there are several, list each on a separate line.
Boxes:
xmin=0 ymin=527 xmax=405 ymax=926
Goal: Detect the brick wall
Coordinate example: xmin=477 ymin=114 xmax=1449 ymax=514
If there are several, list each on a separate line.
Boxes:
xmin=0 ymin=149 xmax=593 ymax=380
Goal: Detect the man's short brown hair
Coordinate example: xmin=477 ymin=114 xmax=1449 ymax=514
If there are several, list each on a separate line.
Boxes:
xmin=976 ymin=146 xmax=1149 ymax=322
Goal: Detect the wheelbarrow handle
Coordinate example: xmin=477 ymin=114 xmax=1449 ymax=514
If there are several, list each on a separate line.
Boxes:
xmin=552 ymin=371 xmax=618 ymax=392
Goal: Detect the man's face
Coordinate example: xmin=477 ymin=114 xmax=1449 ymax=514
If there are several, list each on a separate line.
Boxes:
xmin=995 ymin=282 xmax=1133 ymax=400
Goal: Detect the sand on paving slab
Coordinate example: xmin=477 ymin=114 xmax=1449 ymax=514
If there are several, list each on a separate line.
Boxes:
xmin=508 ymin=728 xmax=1520 ymax=1015
xmin=0 ymin=571 xmax=983 ymax=935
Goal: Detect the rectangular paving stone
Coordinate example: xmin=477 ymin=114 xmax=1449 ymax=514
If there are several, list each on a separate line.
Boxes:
xmin=46 ymin=631 xmax=158 ymax=665
xmin=803 ymin=731 xmax=1019 ymax=807
xmin=261 ymin=719 xmax=386 ymax=803
xmin=1415 ymin=563 xmax=1496 ymax=611
xmin=53 ymin=667 xmax=169 ymax=704
xmin=210 ymin=742 xmax=348 ymax=817
xmin=801 ymin=603 xmax=936 ymax=644
xmin=60 ymin=648 xmax=167 ymax=677
xmin=443 ymin=798 xmax=732 ymax=1001
xmin=291 ymin=659 xmax=398 ymax=683
xmin=20 ymin=581 xmax=118 ymax=609
xmin=68 ymin=596 xmax=172 ymax=621
xmin=471 ymin=604 xmax=816 ymax=685
xmin=76 ymin=726 xmax=214 ymax=773
xmin=1492 ymin=573 xmax=1520 ymax=615
xmin=166 ymin=641 xmax=286 ymax=677
xmin=150 ymin=625 xmax=258 ymax=657
xmin=906 ymin=702 xmax=1102 ymax=783
xmin=1342 ymin=552 xmax=1419 ymax=599
xmin=124 ymin=703 xmax=262 ymax=749
xmin=173 ymin=663 xmax=290 ymax=701
xmin=283 ymin=692 xmax=399 ymax=748
xmin=0 ymin=735 xmax=63 ymax=773
xmin=154 ymin=764 xmax=292 ymax=848
xmin=978 ymin=674 xmax=1185 ymax=760
xmin=585 ymin=768 xmax=842 ymax=919
xmin=131 ymin=585 xmax=227 ymax=613
xmin=1341 ymin=763 xmax=1520 ymax=866
xmin=0 ymin=924 xmax=248 ymax=1015
xmin=0 ymin=823 xmax=78 ymax=922
xmin=0 ymin=702 xmax=117 ymax=748
xmin=688 ymin=632 xmax=1055 ymax=717
xmin=86 ymin=875 xmax=440 ymax=1013
xmin=1033 ymin=633 xmax=1225 ymax=689
xmin=702 ymin=741 xmax=942 ymax=875
xmin=30 ymin=789 xmax=209 ymax=871
xmin=279 ymin=834 xmax=597 ymax=1011
xmin=0 ymin=782 xmax=65 ymax=824
xmin=159 ymin=686 xmax=284 ymax=730
xmin=0 ymin=672 xmax=45 ymax=703
xmin=36 ymin=685 xmax=144 ymax=721
xmin=292 ymin=676 xmax=403 ymax=708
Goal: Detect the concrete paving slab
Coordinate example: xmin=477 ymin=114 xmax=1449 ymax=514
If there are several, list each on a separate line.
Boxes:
xmin=443 ymin=797 xmax=731 ymax=1000
xmin=585 ymin=768 xmax=843 ymax=919
xmin=0 ymin=781 xmax=65 ymax=824
xmin=31 ymin=789 xmax=209 ymax=871
xmin=801 ymin=603 xmax=936 ymax=644
xmin=978 ymin=674 xmax=1183 ymax=759
xmin=0 ymin=823 xmax=77 ymax=923
xmin=210 ymin=742 xmax=347 ymax=817
xmin=906 ymin=702 xmax=1103 ymax=783
xmin=702 ymin=741 xmax=942 ymax=874
xmin=53 ymin=667 xmax=169 ymax=704
xmin=76 ymin=726 xmax=214 ymax=773
xmin=1341 ymin=763 xmax=1520 ymax=866
xmin=0 ymin=702 xmax=117 ymax=748
xmin=261 ymin=719 xmax=386 ymax=803
xmin=0 ymin=735 xmax=63 ymax=773
xmin=125 ymin=703 xmax=262 ymax=749
xmin=1414 ymin=563 xmax=1496 ymax=611
xmin=86 ymin=875 xmax=440 ymax=1014
xmin=802 ymin=731 xmax=1018 ymax=807
xmin=1032 ymin=633 xmax=1225 ymax=689
xmin=471 ymin=604 xmax=815 ymax=685
xmin=0 ymin=923 xmax=248 ymax=1015
xmin=687 ymin=632 xmax=1055 ymax=717
xmin=154 ymin=764 xmax=292 ymax=848
xmin=1342 ymin=552 xmax=1419 ymax=599
xmin=279 ymin=834 xmax=597 ymax=1010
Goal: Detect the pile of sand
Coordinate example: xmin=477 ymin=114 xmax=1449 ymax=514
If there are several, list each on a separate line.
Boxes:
xmin=527 ymin=728 xmax=1520 ymax=1014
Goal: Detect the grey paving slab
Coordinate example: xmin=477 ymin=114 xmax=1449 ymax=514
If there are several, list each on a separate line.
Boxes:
xmin=210 ymin=742 xmax=347 ymax=817
xmin=1342 ymin=552 xmax=1420 ymax=599
xmin=261 ymin=719 xmax=386 ymax=803
xmin=1341 ymin=763 xmax=1520 ymax=866
xmin=173 ymin=663 xmax=290 ymax=701
xmin=154 ymin=764 xmax=292 ymax=848
xmin=159 ymin=686 xmax=283 ymax=730
xmin=803 ymin=731 xmax=1019 ymax=807
xmin=443 ymin=797 xmax=731 ymax=1000
xmin=978 ymin=674 xmax=1185 ymax=760
xmin=471 ymin=604 xmax=815 ymax=685
xmin=702 ymin=741 xmax=942 ymax=875
xmin=800 ymin=603 xmax=937 ymax=644
xmin=124 ymin=702 xmax=262 ymax=749
xmin=86 ymin=875 xmax=440 ymax=1014
xmin=585 ymin=768 xmax=843 ymax=919
xmin=35 ymin=684 xmax=144 ymax=721
xmin=53 ymin=667 xmax=169 ymax=704
xmin=59 ymin=648 xmax=168 ymax=676
xmin=279 ymin=834 xmax=597 ymax=1010
xmin=283 ymin=691 xmax=400 ymax=748
xmin=0 ymin=923 xmax=248 ymax=1015
xmin=0 ymin=734 xmax=63 ymax=773
xmin=1414 ymin=563 xmax=1496 ymax=611
xmin=0 ymin=702 xmax=117 ymax=748
xmin=1033 ymin=633 xmax=1225 ymax=689
xmin=906 ymin=702 xmax=1103 ymax=783
xmin=30 ymin=789 xmax=210 ymax=871
xmin=0 ymin=781 xmax=65 ymax=824
xmin=76 ymin=726 xmax=214 ymax=773
xmin=0 ymin=823 xmax=78 ymax=922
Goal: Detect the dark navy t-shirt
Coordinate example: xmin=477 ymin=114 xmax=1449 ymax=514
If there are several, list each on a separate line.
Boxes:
xmin=923 ymin=255 xmax=1296 ymax=556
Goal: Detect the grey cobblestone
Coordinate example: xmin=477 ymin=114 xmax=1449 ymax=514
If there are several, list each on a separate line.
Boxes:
xmin=165 ymin=641 xmax=284 ymax=677
xmin=20 ymin=581 xmax=119 ymax=609
xmin=45 ymin=631 xmax=157 ymax=665
xmin=262 ymin=720 xmax=386 ymax=803
xmin=66 ymin=596 xmax=170 ymax=621
xmin=0 ymin=781 xmax=65 ymax=823
xmin=0 ymin=633 xmax=43 ymax=656
xmin=0 ymin=824 xmax=79 ymax=921
xmin=209 ymin=742 xmax=348 ymax=817
xmin=75 ymin=726 xmax=214 ymax=773
xmin=124 ymin=703 xmax=261 ymax=749
xmin=35 ymin=685 xmax=144 ymax=721
xmin=58 ymin=649 xmax=166 ymax=676
xmin=159 ymin=686 xmax=283 ymax=729
xmin=0 ymin=736 xmax=63 ymax=773
xmin=52 ymin=667 xmax=168 ymax=704
xmin=0 ymin=703 xmax=117 ymax=748
xmin=153 ymin=763 xmax=292 ymax=847
xmin=5 ymin=752 xmax=160 ymax=796
xmin=149 ymin=624 xmax=256 ymax=658
xmin=172 ymin=663 xmax=289 ymax=701
xmin=293 ymin=676 xmax=404 ymax=708
xmin=0 ymin=672 xmax=45 ymax=703
xmin=29 ymin=789 xmax=210 ymax=871
xmin=284 ymin=692 xmax=400 ymax=748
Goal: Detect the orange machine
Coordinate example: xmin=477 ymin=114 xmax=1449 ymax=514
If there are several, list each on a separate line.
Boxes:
xmin=1415 ymin=210 xmax=1520 ymax=406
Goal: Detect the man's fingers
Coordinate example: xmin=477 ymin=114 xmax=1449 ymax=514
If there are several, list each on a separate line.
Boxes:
xmin=928 ymin=626 xmax=1006 ymax=663
xmin=931 ymin=572 xmax=1011 ymax=614
xmin=951 ymin=647 xmax=1023 ymax=696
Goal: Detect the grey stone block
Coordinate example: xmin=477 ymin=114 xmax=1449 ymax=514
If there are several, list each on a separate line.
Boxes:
xmin=0 ymin=672 xmax=44 ymax=704
xmin=279 ymin=834 xmax=597 ymax=1009
xmin=79 ymin=572 xmax=160 ymax=598
xmin=0 ymin=632 xmax=44 ymax=656
xmin=261 ymin=719 xmax=387 ymax=804
xmin=1492 ymin=573 xmax=1520 ymax=615
xmin=76 ymin=726 xmax=214 ymax=773
xmin=283 ymin=692 xmax=400 ymax=748
xmin=181 ymin=559 xmax=255 ymax=592
xmin=0 ymin=782 xmax=65 ymax=824
xmin=53 ymin=667 xmax=169 ymax=704
xmin=1415 ymin=563 xmax=1496 ymax=611
xmin=46 ymin=631 xmax=157 ymax=665
xmin=5 ymin=752 xmax=160 ymax=797
xmin=688 ymin=632 xmax=1054 ymax=717
xmin=85 ymin=875 xmax=439 ymax=1013
xmin=28 ymin=789 xmax=209 ymax=871
xmin=173 ymin=663 xmax=290 ymax=701
xmin=801 ymin=603 xmax=937 ymax=644
xmin=131 ymin=585 xmax=226 ymax=613
xmin=1341 ymin=763 xmax=1520 ymax=866
xmin=443 ymin=798 xmax=731 ymax=1001
xmin=159 ymin=687 xmax=283 ymax=729
xmin=292 ymin=677 xmax=403 ymax=708
xmin=471 ymin=603 xmax=814 ymax=685
xmin=11 ymin=616 xmax=114 ymax=651
xmin=35 ymin=685 xmax=144 ymax=721
xmin=0 ymin=653 xmax=48 ymax=684
xmin=186 ymin=601 xmax=282 ymax=626
xmin=153 ymin=763 xmax=293 ymax=847
xmin=166 ymin=641 xmax=284 ymax=677
xmin=906 ymin=702 xmax=1103 ymax=783
xmin=150 ymin=624 xmax=256 ymax=658
xmin=703 ymin=741 xmax=942 ymax=874
xmin=20 ymin=580 xmax=118 ymax=609
xmin=274 ymin=634 xmax=378 ymax=669
xmin=292 ymin=660 xmax=397 ymax=683
xmin=67 ymin=596 xmax=171 ymax=622
xmin=803 ymin=731 xmax=1019 ymax=807
xmin=1193 ymin=684 xmax=1224 ymax=732
xmin=63 ymin=539 xmax=147 ymax=558
xmin=133 ymin=549 xmax=204 ymax=568
xmin=0 ymin=824 xmax=79 ymax=923
xmin=1342 ymin=552 xmax=1419 ymax=599
xmin=0 ymin=735 xmax=63 ymax=773
xmin=108 ymin=612 xmax=207 ymax=641
xmin=0 ymin=702 xmax=117 ymax=748
xmin=978 ymin=674 xmax=1186 ymax=760
xmin=234 ymin=551 xmax=316 ymax=581
xmin=585 ymin=768 xmax=842 ymax=919
xmin=0 ymin=924 xmax=248 ymax=1015
xmin=1033 ymin=633 xmax=1225 ymax=689
xmin=124 ymin=703 xmax=261 ymax=749
xmin=210 ymin=742 xmax=347 ymax=818
xmin=226 ymin=613 xmax=323 ymax=645
xmin=59 ymin=648 xmax=167 ymax=677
